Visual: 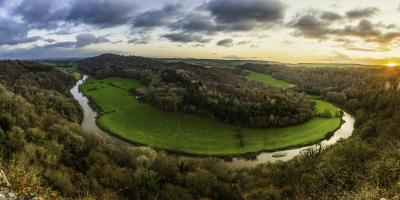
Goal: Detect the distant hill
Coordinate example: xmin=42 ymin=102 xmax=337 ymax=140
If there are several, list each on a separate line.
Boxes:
xmin=157 ymin=57 xmax=281 ymax=68
xmin=79 ymin=53 xmax=165 ymax=74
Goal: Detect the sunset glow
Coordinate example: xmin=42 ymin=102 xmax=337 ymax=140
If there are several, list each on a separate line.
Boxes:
xmin=0 ymin=0 xmax=399 ymax=65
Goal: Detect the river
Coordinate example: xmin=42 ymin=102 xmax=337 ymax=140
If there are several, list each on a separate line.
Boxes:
xmin=70 ymin=75 xmax=355 ymax=168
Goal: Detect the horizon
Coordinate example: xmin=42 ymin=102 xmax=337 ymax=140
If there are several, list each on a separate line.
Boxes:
xmin=13 ymin=53 xmax=390 ymax=67
xmin=10 ymin=53 xmax=387 ymax=67
xmin=0 ymin=0 xmax=400 ymax=66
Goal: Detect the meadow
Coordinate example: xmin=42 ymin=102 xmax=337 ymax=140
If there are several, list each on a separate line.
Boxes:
xmin=81 ymin=76 xmax=341 ymax=156
xmin=247 ymin=71 xmax=296 ymax=88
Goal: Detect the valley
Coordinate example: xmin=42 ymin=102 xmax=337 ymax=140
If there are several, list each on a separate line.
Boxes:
xmin=78 ymin=75 xmax=342 ymax=156
xmin=70 ymin=54 xmax=344 ymax=157
xmin=2 ymin=0 xmax=400 ymax=199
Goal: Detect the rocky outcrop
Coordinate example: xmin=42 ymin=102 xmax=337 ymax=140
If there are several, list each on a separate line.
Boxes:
xmin=0 ymin=170 xmax=18 ymax=200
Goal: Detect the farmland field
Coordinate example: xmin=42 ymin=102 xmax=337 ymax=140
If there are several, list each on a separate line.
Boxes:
xmin=81 ymin=76 xmax=341 ymax=156
xmin=246 ymin=71 xmax=295 ymax=88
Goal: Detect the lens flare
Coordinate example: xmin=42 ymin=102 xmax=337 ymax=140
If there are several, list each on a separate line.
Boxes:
xmin=387 ymin=63 xmax=397 ymax=67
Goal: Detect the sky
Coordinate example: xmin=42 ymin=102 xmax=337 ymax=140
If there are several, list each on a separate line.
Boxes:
xmin=1 ymin=0 xmax=400 ymax=65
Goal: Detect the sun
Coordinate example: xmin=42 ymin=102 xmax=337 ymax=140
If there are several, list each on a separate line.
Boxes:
xmin=386 ymin=63 xmax=398 ymax=67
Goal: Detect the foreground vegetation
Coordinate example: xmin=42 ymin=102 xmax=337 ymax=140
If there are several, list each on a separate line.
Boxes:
xmin=1 ymin=58 xmax=400 ymax=199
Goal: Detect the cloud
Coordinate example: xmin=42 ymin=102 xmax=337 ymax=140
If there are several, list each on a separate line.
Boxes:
xmin=133 ymin=3 xmax=182 ymax=28
xmin=43 ymin=34 xmax=110 ymax=49
xmin=75 ymin=34 xmax=110 ymax=47
xmin=320 ymin=11 xmax=342 ymax=21
xmin=162 ymin=33 xmax=211 ymax=43
xmin=290 ymin=12 xmax=400 ymax=44
xmin=341 ymin=20 xmax=380 ymax=37
xmin=0 ymin=45 xmax=111 ymax=59
xmin=0 ymin=17 xmax=44 ymax=45
xmin=206 ymin=0 xmax=285 ymax=31
xmin=13 ymin=0 xmax=136 ymax=29
xmin=13 ymin=0 xmax=66 ymax=29
xmin=128 ymin=36 xmax=151 ymax=44
xmin=206 ymin=0 xmax=285 ymax=25
xmin=169 ymin=0 xmax=285 ymax=35
xmin=0 ymin=33 xmax=114 ymax=59
xmin=66 ymin=0 xmax=136 ymax=27
xmin=169 ymin=13 xmax=218 ymax=34
xmin=345 ymin=46 xmax=389 ymax=52
xmin=346 ymin=7 xmax=379 ymax=19
xmin=216 ymin=39 xmax=234 ymax=47
xmin=237 ymin=41 xmax=252 ymax=45
xmin=289 ymin=14 xmax=334 ymax=39
xmin=340 ymin=20 xmax=400 ymax=43
xmin=223 ymin=55 xmax=257 ymax=59
xmin=43 ymin=41 xmax=76 ymax=48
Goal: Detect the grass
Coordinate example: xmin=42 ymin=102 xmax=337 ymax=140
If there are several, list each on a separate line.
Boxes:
xmin=81 ymin=76 xmax=342 ymax=156
xmin=314 ymin=99 xmax=340 ymax=116
xmin=246 ymin=71 xmax=295 ymax=88
xmin=40 ymin=60 xmax=81 ymax=80
xmin=246 ymin=71 xmax=339 ymax=116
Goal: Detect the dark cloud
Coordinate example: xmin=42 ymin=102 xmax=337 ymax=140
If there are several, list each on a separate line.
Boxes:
xmin=128 ymin=36 xmax=150 ymax=44
xmin=206 ymin=0 xmax=285 ymax=31
xmin=43 ymin=42 xmax=76 ymax=48
xmin=340 ymin=20 xmax=400 ymax=43
xmin=133 ymin=3 xmax=182 ymax=28
xmin=75 ymin=34 xmax=110 ymax=47
xmin=162 ymin=33 xmax=211 ymax=43
xmin=207 ymin=0 xmax=284 ymax=25
xmin=66 ymin=0 xmax=136 ymax=27
xmin=346 ymin=7 xmax=379 ymax=19
xmin=290 ymin=13 xmax=400 ymax=44
xmin=341 ymin=20 xmax=380 ymax=38
xmin=289 ymin=15 xmax=334 ymax=39
xmin=0 ymin=33 xmax=112 ymax=58
xmin=217 ymin=39 xmax=234 ymax=47
xmin=237 ymin=41 xmax=252 ymax=45
xmin=320 ymin=11 xmax=342 ymax=21
xmin=13 ymin=0 xmax=65 ymax=29
xmin=0 ymin=45 xmax=111 ymax=59
xmin=43 ymin=34 xmax=110 ymax=49
xmin=169 ymin=13 xmax=218 ymax=34
xmin=13 ymin=0 xmax=136 ymax=29
xmin=0 ymin=18 xmax=44 ymax=45
xmin=366 ymin=32 xmax=400 ymax=43
xmin=169 ymin=0 xmax=285 ymax=35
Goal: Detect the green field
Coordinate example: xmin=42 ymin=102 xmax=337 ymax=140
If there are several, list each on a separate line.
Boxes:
xmin=247 ymin=71 xmax=295 ymax=88
xmin=246 ymin=71 xmax=339 ymax=116
xmin=41 ymin=60 xmax=81 ymax=80
xmin=81 ymin=76 xmax=342 ymax=156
